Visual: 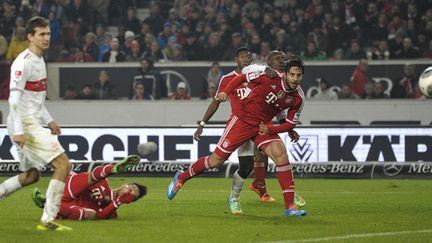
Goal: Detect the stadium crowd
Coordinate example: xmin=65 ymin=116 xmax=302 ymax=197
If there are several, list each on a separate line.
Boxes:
xmin=1 ymin=0 xmax=431 ymax=63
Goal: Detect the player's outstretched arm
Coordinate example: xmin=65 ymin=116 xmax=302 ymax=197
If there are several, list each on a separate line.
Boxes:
xmin=194 ymin=99 xmax=221 ymax=141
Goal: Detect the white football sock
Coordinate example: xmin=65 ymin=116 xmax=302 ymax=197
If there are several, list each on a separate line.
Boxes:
xmin=41 ymin=179 xmax=65 ymax=224
xmin=230 ymin=170 xmax=245 ymax=199
xmin=0 ymin=175 xmax=22 ymax=200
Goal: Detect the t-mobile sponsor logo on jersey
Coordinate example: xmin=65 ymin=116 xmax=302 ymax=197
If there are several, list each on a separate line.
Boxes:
xmin=287 ymin=135 xmax=318 ymax=162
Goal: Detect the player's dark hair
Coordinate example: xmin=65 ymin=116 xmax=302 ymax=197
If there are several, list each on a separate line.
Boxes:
xmin=130 ymin=183 xmax=147 ymax=199
xmin=235 ymin=47 xmax=251 ymax=57
xmin=25 ymin=17 xmax=49 ymax=35
xmin=284 ymin=58 xmax=305 ymax=74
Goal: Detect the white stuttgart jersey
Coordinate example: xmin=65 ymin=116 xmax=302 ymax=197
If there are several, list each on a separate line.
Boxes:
xmin=7 ymin=49 xmax=52 ymax=135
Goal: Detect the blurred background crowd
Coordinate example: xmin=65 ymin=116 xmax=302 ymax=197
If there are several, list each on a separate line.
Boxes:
xmin=0 ymin=0 xmax=431 ymax=101
xmin=1 ymin=0 xmax=431 ymax=63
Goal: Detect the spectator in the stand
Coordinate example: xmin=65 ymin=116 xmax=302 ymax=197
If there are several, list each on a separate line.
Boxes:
xmin=126 ymin=40 xmax=142 ymax=62
xmin=222 ymin=32 xmax=244 ymax=61
xmin=371 ymin=40 xmax=390 ymax=60
xmin=170 ymin=82 xmax=191 ymax=100
xmin=247 ymin=33 xmax=261 ymax=56
xmin=69 ymin=47 xmax=94 ymax=62
xmin=205 ymin=32 xmax=224 ymax=61
xmin=140 ymin=32 xmax=155 ymax=52
xmin=286 ymin=22 xmax=306 ymax=54
xmin=388 ymin=31 xmax=404 ymax=58
xmin=370 ymin=14 xmax=389 ymax=44
xmin=0 ymin=0 xmax=17 ymax=41
xmin=123 ymin=7 xmax=141 ymax=34
xmin=162 ymin=36 xmax=179 ymax=61
xmin=300 ymin=41 xmax=326 ymax=61
xmin=122 ymin=30 xmax=136 ymax=55
xmin=48 ymin=10 xmax=60 ymax=46
xmin=422 ymin=40 xmax=432 ymax=58
xmin=97 ymin=34 xmax=112 ymax=62
xmin=0 ymin=79 xmax=9 ymax=100
xmin=394 ymin=37 xmax=420 ymax=59
xmin=362 ymin=82 xmax=374 ymax=99
xmin=351 ymin=59 xmax=369 ymax=97
xmin=6 ymin=27 xmax=28 ymax=61
xmin=136 ymin=23 xmax=152 ymax=47
xmin=157 ymin=23 xmax=174 ymax=49
xmin=95 ymin=24 xmax=108 ymax=46
xmin=76 ymin=84 xmax=97 ymax=100
xmin=131 ymin=57 xmax=167 ymax=100
xmin=392 ymin=63 xmax=421 ymax=98
xmin=312 ymin=78 xmax=338 ymax=100
xmin=338 ymin=83 xmax=359 ymax=99
xmin=102 ymin=38 xmax=126 ymax=63
xmin=63 ymin=85 xmax=77 ymax=100
xmin=200 ymin=82 xmax=217 ymax=100
xmin=183 ymin=33 xmax=204 ymax=61
xmin=201 ymin=62 xmax=222 ymax=99
xmin=130 ymin=82 xmax=153 ymax=100
xmin=344 ymin=39 xmax=367 ymax=60
xmin=143 ymin=1 xmax=164 ymax=36
xmin=93 ymin=70 xmax=117 ymax=99
xmin=142 ymin=40 xmax=166 ymax=62
xmin=256 ymin=41 xmax=271 ymax=63
xmin=83 ymin=32 xmax=99 ymax=61
xmin=330 ymin=48 xmax=344 ymax=60
xmin=371 ymin=81 xmax=389 ymax=99
xmin=33 ymin=0 xmax=50 ymax=18
xmin=166 ymin=8 xmax=183 ymax=30
xmin=0 ymin=34 xmax=8 ymax=60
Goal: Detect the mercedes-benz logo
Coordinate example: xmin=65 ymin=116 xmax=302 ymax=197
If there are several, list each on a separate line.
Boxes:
xmin=383 ymin=163 xmax=403 ymax=176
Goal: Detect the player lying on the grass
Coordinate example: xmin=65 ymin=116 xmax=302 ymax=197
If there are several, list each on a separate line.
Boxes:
xmin=31 ymin=155 xmax=147 ymax=220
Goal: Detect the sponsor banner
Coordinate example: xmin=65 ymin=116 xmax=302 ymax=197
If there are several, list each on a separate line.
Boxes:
xmin=1 ymin=127 xmax=431 ymax=162
xmin=0 ymin=161 xmax=431 ymax=179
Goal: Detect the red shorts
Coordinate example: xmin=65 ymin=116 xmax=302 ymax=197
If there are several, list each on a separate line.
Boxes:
xmin=214 ymin=115 xmax=282 ymax=159
xmin=57 ymin=202 xmax=85 ymax=220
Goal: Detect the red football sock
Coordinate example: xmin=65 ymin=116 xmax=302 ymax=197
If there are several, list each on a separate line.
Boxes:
xmin=178 ymin=156 xmax=210 ymax=183
xmin=276 ymin=163 xmax=295 ymax=209
xmin=252 ymin=161 xmax=267 ymax=196
xmin=91 ymin=164 xmax=114 ymax=181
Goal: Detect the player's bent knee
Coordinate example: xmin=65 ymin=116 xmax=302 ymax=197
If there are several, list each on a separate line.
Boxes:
xmin=20 ymin=168 xmax=41 ymax=186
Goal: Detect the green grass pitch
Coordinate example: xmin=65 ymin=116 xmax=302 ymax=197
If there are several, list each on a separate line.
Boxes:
xmin=1 ymin=177 xmax=432 ymax=243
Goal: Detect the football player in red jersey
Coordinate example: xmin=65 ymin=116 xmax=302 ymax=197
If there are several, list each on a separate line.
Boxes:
xmin=168 ymin=58 xmax=307 ymax=216
xmin=32 ymin=155 xmax=147 ymax=220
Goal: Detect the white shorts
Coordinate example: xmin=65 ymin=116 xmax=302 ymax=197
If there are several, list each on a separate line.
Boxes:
xmin=8 ymin=118 xmax=65 ymax=171
xmin=236 ymin=139 xmax=255 ymax=157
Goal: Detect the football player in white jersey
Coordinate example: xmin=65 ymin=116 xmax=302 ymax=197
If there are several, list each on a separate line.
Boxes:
xmin=0 ymin=17 xmax=72 ymax=231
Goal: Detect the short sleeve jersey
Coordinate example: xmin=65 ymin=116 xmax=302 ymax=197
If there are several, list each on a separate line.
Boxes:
xmin=216 ymin=70 xmax=251 ymax=115
xmin=62 ymin=177 xmax=113 ymax=213
xmin=8 ymin=49 xmax=48 ymax=132
xmin=238 ymin=72 xmax=305 ymax=126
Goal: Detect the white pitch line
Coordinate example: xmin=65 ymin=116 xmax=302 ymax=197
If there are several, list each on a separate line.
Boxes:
xmin=264 ymin=229 xmax=432 ymax=243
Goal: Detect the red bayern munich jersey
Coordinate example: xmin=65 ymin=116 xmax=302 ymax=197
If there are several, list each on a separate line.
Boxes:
xmin=216 ymin=70 xmax=252 ymax=115
xmin=222 ymin=72 xmax=305 ymax=132
xmin=62 ymin=176 xmax=113 ymax=212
